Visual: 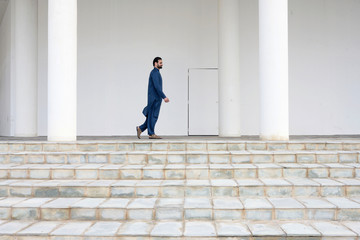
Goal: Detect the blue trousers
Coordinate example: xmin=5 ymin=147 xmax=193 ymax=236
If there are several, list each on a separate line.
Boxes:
xmin=139 ymin=99 xmax=162 ymax=135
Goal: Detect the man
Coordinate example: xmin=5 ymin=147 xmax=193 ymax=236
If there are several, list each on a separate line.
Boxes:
xmin=136 ymin=57 xmax=170 ymax=139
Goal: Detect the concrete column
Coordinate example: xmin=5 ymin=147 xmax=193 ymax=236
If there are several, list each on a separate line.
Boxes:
xmin=218 ymin=0 xmax=241 ymax=137
xmin=259 ymin=0 xmax=289 ymax=140
xmin=48 ymin=0 xmax=77 ymax=141
xmin=13 ymin=0 xmax=38 ymax=137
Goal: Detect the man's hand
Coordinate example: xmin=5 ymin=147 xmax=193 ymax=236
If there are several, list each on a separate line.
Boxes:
xmin=164 ymin=98 xmax=170 ymax=103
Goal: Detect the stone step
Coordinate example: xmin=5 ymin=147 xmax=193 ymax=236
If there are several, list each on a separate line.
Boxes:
xmin=1 ymin=163 xmax=360 ymax=180
xmin=0 ymin=219 xmax=359 ymax=239
xmin=1 ymin=150 xmax=359 ymax=165
xmin=1 ymin=197 xmax=360 ymax=221
xmin=1 ymin=140 xmax=360 ymax=153
xmin=1 ymin=178 xmax=359 ymax=198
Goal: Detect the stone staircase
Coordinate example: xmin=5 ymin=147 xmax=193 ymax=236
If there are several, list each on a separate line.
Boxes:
xmin=0 ymin=139 xmax=359 ymax=239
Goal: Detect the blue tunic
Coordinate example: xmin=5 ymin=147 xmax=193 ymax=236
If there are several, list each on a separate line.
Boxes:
xmin=142 ymin=68 xmax=166 ymax=117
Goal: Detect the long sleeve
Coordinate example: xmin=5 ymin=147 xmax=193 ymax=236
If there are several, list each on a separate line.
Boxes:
xmin=151 ymin=71 xmax=167 ymax=99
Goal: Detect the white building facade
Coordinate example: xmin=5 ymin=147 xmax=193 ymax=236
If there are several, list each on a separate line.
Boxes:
xmin=0 ymin=0 xmax=359 ymax=141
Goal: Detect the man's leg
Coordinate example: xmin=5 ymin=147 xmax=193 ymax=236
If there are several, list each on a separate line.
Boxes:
xmin=139 ymin=117 xmax=148 ymax=133
xmin=148 ymin=100 xmax=162 ymax=136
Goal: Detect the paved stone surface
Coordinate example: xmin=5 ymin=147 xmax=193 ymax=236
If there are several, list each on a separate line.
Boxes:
xmin=151 ymin=222 xmax=183 ymax=237
xmin=1 ymin=138 xmax=360 ymax=238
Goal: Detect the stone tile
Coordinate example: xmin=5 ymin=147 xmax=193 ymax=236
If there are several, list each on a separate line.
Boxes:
xmin=136 ymin=180 xmax=162 ymax=186
xmin=18 ymin=221 xmax=61 ymax=235
xmin=247 ymin=222 xmax=285 ymax=236
xmin=216 ymin=222 xmax=251 ymax=237
xmin=0 ymin=198 xmax=28 ymax=207
xmin=280 ymin=223 xmax=320 ymax=236
xmin=156 ymin=208 xmax=183 ymax=220
xmin=187 ymin=153 xmax=208 ymax=164
xmin=228 ymin=143 xmax=246 ymax=151
xmin=51 ymin=221 xmax=93 ymax=235
xmin=136 ymin=187 xmax=159 ymax=197
xmin=98 ymin=144 xmax=117 ymax=151
xmin=12 ymin=208 xmax=39 ymax=220
xmin=127 ymin=198 xmax=157 ymax=208
xmin=246 ymin=143 xmax=266 ymax=150
xmin=214 ymin=209 xmax=242 ymax=220
xmin=157 ymin=198 xmax=183 ymax=208
xmin=109 ymin=153 xmax=127 ymax=164
xmin=335 ymin=178 xmax=360 ymax=185
xmin=339 ymin=153 xmax=358 ymax=163
xmin=311 ymin=221 xmax=357 ymax=237
xmin=169 ymin=143 xmax=186 ymax=151
xmin=78 ymin=144 xmax=97 ymax=151
xmin=242 ymin=198 xmax=273 ymax=209
xmin=151 ymin=222 xmax=182 ymax=237
xmin=261 ymin=179 xmax=291 ymax=186
xmin=274 ymin=154 xmax=296 ymax=163
xmin=237 ymin=179 xmax=264 ymax=186
xmin=71 ymin=198 xmax=106 ymax=208
xmin=298 ymin=198 xmax=336 ymax=208
xmin=117 ymin=143 xmax=133 ymax=151
xmin=343 ymin=222 xmax=360 ymax=235
xmin=208 ymin=143 xmax=227 ymax=151
xmin=184 ymin=222 xmax=216 ymax=237
xmin=286 ymin=178 xmax=320 ymax=186
xmin=151 ymin=143 xmax=168 ymax=151
xmin=185 ymin=209 xmax=212 ymax=220
xmin=128 ymin=209 xmax=154 ymax=220
xmin=296 ymin=153 xmax=316 ymax=163
xmin=167 ymin=153 xmax=186 ymax=164
xmin=231 ymin=153 xmax=251 ymax=163
xmin=213 ymin=198 xmax=243 ymax=209
xmin=161 ymin=180 xmax=185 ymax=186
xmin=288 ymin=143 xmax=306 ymax=150
xmin=312 ymin=179 xmax=344 ymax=186
xmin=326 ymin=197 xmax=360 ymax=208
xmin=111 ymin=180 xmax=139 ymax=187
xmin=252 ymin=154 xmax=273 ymax=163
xmin=13 ymin=198 xmax=52 ymax=207
xmin=185 ymin=198 xmax=212 ymax=208
xmin=268 ymin=198 xmax=305 ymax=208
xmin=325 ymin=142 xmax=343 ymax=150
xmin=209 ymin=153 xmax=230 ymax=164
xmin=100 ymin=208 xmax=126 ymax=220
xmin=211 ymin=179 xmax=237 ymax=186
xmin=99 ymin=198 xmax=129 ymax=208
xmin=187 ymin=180 xmax=210 ymax=186
xmin=268 ymin=143 xmax=287 ymax=151
xmin=127 ymin=154 xmax=147 ymax=164
xmin=148 ymin=154 xmax=167 ymax=164
xmin=0 ymin=221 xmax=33 ymax=234
xmin=118 ymin=221 xmax=153 ymax=236
xmin=84 ymin=221 xmax=122 ymax=236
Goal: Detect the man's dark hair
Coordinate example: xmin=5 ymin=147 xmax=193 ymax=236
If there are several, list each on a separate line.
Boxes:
xmin=153 ymin=57 xmax=162 ymax=66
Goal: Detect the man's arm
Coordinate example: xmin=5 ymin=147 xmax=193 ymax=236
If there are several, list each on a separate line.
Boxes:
xmin=152 ymin=72 xmax=167 ymax=99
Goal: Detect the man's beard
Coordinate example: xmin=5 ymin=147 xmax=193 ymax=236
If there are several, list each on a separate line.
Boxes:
xmin=158 ymin=66 xmax=162 ymax=69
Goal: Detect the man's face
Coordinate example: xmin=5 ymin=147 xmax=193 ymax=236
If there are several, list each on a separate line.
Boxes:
xmin=156 ymin=60 xmax=163 ymax=69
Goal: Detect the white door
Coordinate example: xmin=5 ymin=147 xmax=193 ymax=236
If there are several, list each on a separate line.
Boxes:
xmin=188 ymin=68 xmax=218 ymax=135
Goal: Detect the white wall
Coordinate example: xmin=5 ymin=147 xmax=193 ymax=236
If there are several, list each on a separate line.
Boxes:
xmin=33 ymin=0 xmax=360 ymax=136
xmin=0 ymin=1 xmax=12 ymax=135
xmin=289 ymin=0 xmax=360 ymax=135
xmin=37 ymin=0 xmax=218 ymax=136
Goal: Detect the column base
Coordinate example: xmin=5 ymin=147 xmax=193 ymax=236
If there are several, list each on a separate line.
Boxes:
xmin=47 ymin=136 xmax=77 ymax=142
xmin=219 ymin=133 xmax=242 ymax=137
xmin=260 ymin=134 xmax=289 ymax=141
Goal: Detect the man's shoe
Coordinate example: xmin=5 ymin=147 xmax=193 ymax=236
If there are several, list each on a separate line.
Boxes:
xmin=149 ymin=134 xmax=162 ymax=139
xmin=136 ymin=126 xmax=142 ymax=139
